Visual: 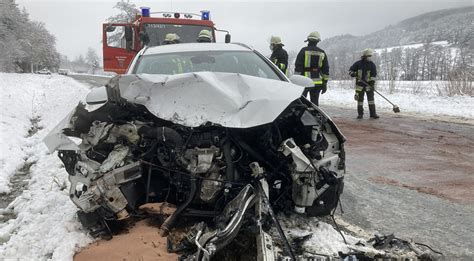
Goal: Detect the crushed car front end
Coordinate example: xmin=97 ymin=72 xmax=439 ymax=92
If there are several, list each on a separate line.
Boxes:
xmin=45 ymin=72 xmax=345 ymax=259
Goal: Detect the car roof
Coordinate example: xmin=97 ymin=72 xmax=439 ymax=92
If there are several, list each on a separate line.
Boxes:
xmin=143 ymin=43 xmax=253 ymax=56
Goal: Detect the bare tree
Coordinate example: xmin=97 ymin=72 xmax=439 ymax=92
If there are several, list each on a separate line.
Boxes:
xmin=107 ymin=0 xmax=139 ymax=23
xmin=85 ymin=47 xmax=100 ymax=74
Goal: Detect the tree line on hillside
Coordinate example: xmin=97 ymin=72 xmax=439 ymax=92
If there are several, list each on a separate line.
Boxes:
xmin=326 ymin=42 xmax=472 ymax=96
xmin=320 ymin=7 xmax=473 ymax=95
xmin=321 ymin=7 xmax=473 ymax=54
xmin=0 ymin=0 xmax=60 ymax=72
xmin=329 ymin=41 xmax=472 ymax=80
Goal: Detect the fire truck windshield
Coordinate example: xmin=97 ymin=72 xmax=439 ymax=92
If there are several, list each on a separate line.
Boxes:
xmin=143 ymin=24 xmax=213 ymax=46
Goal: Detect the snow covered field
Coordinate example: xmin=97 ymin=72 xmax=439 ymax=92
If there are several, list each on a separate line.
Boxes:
xmin=320 ymin=80 xmax=474 ymax=120
xmin=0 ymin=73 xmax=471 ymax=260
xmin=373 ymin=40 xmax=450 ymax=53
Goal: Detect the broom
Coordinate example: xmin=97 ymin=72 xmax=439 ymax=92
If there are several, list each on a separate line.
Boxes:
xmin=360 ymin=79 xmax=401 ymax=113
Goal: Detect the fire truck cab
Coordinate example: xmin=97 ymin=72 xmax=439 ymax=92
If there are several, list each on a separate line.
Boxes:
xmin=103 ymin=8 xmax=229 ymax=74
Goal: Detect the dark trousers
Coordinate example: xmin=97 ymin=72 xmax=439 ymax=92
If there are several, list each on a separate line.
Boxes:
xmin=357 ymin=89 xmax=376 ymax=116
xmin=303 ymin=88 xmax=321 ymax=106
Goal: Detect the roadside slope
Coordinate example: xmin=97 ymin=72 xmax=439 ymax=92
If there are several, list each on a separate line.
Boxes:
xmin=0 ymin=73 xmax=92 ymax=260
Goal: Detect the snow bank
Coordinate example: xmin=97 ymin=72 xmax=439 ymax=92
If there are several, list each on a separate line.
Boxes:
xmin=277 ymin=215 xmax=394 ymax=258
xmin=321 ymin=81 xmax=474 ymax=120
xmin=0 ymin=73 xmax=92 ymax=259
xmin=0 ymin=73 xmax=86 ymax=192
xmin=282 ymin=216 xmax=361 ymax=255
xmin=0 ymin=74 xmax=37 ymax=193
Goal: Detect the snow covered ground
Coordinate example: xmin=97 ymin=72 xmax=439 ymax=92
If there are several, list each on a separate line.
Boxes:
xmin=0 ymin=73 xmax=92 ymax=259
xmin=320 ymin=80 xmax=474 ymax=121
xmin=0 ymin=73 xmax=469 ymax=260
xmin=374 ymin=40 xmax=449 ymax=53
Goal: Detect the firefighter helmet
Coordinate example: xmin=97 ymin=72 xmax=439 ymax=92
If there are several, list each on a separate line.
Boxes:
xmin=305 ymin=31 xmax=321 ymax=42
xmin=362 ymin=48 xmax=374 ymax=57
xmin=197 ymin=30 xmax=212 ymax=42
xmin=270 ymin=36 xmax=283 ymax=45
xmin=163 ymin=33 xmax=180 ymax=44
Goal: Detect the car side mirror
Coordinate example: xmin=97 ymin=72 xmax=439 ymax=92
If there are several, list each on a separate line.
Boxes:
xmin=289 ymin=75 xmax=314 ymax=88
xmin=86 ymin=86 xmax=108 ymax=105
xmin=225 ymin=33 xmax=231 ymax=43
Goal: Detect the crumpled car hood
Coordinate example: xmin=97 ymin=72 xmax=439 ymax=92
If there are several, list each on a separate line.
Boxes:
xmin=44 ymin=72 xmax=305 ymax=152
xmin=118 ymin=72 xmax=304 ymax=128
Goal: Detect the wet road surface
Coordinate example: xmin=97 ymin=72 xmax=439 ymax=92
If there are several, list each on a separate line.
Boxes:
xmin=324 ymin=106 xmax=474 ymax=259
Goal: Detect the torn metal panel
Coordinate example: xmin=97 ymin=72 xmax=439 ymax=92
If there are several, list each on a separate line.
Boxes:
xmin=98 ymin=145 xmax=130 ymax=173
xmin=43 ymin=107 xmax=81 ymax=152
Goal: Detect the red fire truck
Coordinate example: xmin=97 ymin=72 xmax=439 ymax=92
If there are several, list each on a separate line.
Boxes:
xmin=103 ymin=8 xmax=230 ymax=74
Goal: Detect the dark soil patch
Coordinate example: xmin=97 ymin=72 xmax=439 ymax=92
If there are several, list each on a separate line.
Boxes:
xmin=26 ymin=116 xmax=43 ymax=137
xmin=0 ymin=160 xmax=36 ymax=222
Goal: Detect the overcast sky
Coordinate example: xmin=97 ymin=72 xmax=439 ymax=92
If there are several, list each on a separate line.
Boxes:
xmin=17 ymin=0 xmax=472 ymax=60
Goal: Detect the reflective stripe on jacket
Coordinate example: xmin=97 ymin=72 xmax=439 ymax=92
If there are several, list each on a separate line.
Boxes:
xmin=349 ymin=59 xmax=377 ymax=89
xmin=295 ymin=44 xmax=329 ymax=85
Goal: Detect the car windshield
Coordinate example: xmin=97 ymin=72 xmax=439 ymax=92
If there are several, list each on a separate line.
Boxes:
xmin=133 ymin=50 xmax=282 ymax=80
xmin=144 ymin=24 xmax=213 ymax=46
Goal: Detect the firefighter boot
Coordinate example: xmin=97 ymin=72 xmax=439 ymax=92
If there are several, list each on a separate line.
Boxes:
xmin=369 ymin=104 xmax=379 ymax=119
xmin=357 ymin=105 xmax=363 ymax=119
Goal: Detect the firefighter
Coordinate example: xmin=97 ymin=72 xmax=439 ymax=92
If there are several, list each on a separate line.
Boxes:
xmin=139 ymin=28 xmax=150 ymax=47
xmin=163 ymin=33 xmax=181 ymax=45
xmin=269 ymin=36 xmax=288 ymax=74
xmin=197 ymin=30 xmax=212 ymax=42
xmin=295 ymin=31 xmax=329 ymax=106
xmin=349 ymin=48 xmax=379 ymax=119
xmin=161 ymin=33 xmax=187 ymax=73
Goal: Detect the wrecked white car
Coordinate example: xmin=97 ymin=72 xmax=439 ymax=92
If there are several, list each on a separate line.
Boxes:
xmin=44 ymin=43 xmax=346 ymax=260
